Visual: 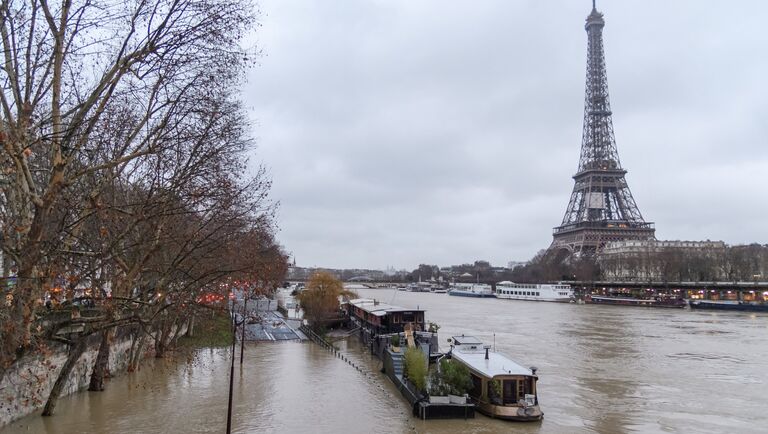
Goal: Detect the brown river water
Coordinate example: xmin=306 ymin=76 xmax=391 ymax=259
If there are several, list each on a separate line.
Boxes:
xmin=3 ymin=287 xmax=767 ymax=434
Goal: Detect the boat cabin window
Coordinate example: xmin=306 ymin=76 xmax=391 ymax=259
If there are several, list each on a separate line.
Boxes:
xmin=525 ymin=376 xmax=535 ymax=397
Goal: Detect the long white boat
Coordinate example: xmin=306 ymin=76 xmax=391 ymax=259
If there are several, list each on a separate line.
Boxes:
xmin=448 ymin=283 xmax=495 ymax=298
xmin=495 ymin=281 xmax=573 ymax=303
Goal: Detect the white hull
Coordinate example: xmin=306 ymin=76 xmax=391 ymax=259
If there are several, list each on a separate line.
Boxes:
xmin=495 ymin=282 xmax=573 ymax=303
xmin=448 ymin=283 xmax=495 ymax=298
xmin=496 ymin=294 xmax=571 ymax=302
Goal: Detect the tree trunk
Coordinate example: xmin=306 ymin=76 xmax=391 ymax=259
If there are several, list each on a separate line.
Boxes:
xmin=186 ymin=316 xmax=195 ymax=338
xmin=128 ymin=333 xmax=147 ymax=372
xmin=155 ymin=334 xmax=164 ymax=358
xmin=169 ymin=317 xmax=185 ymax=348
xmin=155 ymin=317 xmax=177 ymax=358
xmin=154 ymin=325 xmax=168 ymax=359
xmin=42 ymin=339 xmax=88 ymax=416
xmin=88 ymin=331 xmax=111 ymax=391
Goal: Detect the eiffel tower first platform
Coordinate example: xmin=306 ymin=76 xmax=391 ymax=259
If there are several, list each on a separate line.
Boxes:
xmin=550 ymin=1 xmax=655 ymax=255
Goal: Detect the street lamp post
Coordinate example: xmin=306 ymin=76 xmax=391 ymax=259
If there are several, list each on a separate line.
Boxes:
xmin=240 ymin=289 xmax=248 ymax=365
xmin=226 ymin=293 xmax=238 ymax=434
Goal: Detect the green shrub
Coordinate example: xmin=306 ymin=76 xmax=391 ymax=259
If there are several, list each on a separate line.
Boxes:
xmin=427 ymin=369 xmax=450 ymax=396
xmin=390 ymin=334 xmax=400 ymax=347
xmin=404 ymin=347 xmax=427 ymax=392
xmin=440 ymin=359 xmax=473 ymax=395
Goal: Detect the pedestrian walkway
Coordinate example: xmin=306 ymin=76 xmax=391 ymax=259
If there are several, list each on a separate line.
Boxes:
xmin=243 ymin=311 xmax=306 ymax=341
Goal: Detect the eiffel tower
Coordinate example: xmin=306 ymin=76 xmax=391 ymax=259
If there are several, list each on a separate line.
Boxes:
xmin=550 ymin=1 xmax=655 ymax=255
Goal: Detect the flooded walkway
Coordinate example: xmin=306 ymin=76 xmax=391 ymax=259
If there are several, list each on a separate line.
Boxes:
xmin=243 ymin=311 xmax=305 ymax=341
xmin=0 ymin=342 xmax=410 ymax=434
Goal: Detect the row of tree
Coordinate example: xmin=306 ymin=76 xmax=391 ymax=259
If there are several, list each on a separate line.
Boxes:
xmin=599 ymin=243 xmax=768 ymax=282
xmin=509 ymin=243 xmax=768 ymax=284
xmin=0 ymin=0 xmax=286 ymax=417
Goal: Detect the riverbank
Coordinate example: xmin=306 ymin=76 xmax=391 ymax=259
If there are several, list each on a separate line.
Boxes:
xmin=0 ymin=340 xmax=413 ymax=434
xmin=177 ymin=311 xmax=233 ymax=349
xmin=0 ymin=312 xmax=231 ymax=428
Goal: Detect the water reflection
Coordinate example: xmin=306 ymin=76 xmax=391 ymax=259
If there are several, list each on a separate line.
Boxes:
xmin=567 ymin=308 xmax=640 ymax=434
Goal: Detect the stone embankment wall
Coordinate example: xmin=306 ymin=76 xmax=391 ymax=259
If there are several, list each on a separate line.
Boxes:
xmin=0 ymin=326 xmax=184 ymax=427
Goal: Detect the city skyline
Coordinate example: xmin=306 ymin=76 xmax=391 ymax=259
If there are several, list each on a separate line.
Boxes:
xmin=246 ymin=1 xmax=768 ymax=269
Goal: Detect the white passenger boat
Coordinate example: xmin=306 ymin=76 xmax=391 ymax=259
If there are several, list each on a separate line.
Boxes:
xmin=449 ymin=335 xmax=543 ymax=421
xmin=430 ymin=285 xmax=448 ymax=294
xmin=495 ymin=281 xmax=573 ymax=303
xmin=448 ymin=283 xmax=495 ymax=298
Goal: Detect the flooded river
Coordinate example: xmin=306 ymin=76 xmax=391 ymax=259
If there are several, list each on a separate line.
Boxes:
xmin=3 ymin=288 xmax=767 ymax=433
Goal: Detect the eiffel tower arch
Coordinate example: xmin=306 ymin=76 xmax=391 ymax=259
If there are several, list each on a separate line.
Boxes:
xmin=550 ymin=2 xmax=655 ymax=256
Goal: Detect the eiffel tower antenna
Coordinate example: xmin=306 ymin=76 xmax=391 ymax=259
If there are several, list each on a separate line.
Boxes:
xmin=550 ymin=3 xmax=655 ymax=256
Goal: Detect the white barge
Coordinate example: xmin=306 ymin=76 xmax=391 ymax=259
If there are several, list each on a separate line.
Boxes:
xmin=448 ymin=283 xmax=496 ymax=298
xmin=495 ymin=281 xmax=573 ymax=302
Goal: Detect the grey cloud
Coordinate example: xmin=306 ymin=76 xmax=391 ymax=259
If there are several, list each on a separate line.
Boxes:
xmin=245 ymin=0 xmax=768 ymax=268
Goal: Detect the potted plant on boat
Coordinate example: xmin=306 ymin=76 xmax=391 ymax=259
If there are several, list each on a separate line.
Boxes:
xmin=427 ymin=370 xmax=450 ymax=404
xmin=441 ymin=359 xmax=472 ymax=404
xmin=427 ymin=321 xmax=440 ymax=334
xmin=390 ymin=334 xmax=401 ymax=352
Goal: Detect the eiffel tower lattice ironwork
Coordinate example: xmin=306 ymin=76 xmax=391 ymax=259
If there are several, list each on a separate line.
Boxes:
xmin=550 ymin=1 xmax=655 ymax=255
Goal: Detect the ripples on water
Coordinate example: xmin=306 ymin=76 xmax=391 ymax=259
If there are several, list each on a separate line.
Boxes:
xmin=2 ymin=289 xmax=768 ymax=434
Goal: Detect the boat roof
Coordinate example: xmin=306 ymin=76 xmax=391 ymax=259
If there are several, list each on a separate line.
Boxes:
xmin=450 ymin=336 xmax=532 ymax=377
xmin=497 ymin=281 xmax=571 ymax=287
xmin=345 ymin=298 xmax=423 ymax=317
xmin=452 ymin=335 xmax=483 ymax=346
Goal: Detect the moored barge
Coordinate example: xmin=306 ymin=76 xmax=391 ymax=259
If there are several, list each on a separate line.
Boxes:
xmin=447 ymin=283 xmax=496 ymax=298
xmin=585 ymin=294 xmax=686 ymax=308
xmin=449 ymin=336 xmax=543 ymax=421
xmin=689 ymin=300 xmax=768 ymax=312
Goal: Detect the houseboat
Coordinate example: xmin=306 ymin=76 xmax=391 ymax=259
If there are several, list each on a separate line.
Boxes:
xmin=495 ymin=281 xmax=573 ymax=302
xmin=585 ymin=294 xmax=686 ymax=308
xmin=449 ymin=336 xmax=543 ymax=421
xmin=689 ymin=299 xmax=768 ymax=312
xmin=342 ymin=298 xmax=426 ymax=335
xmin=448 ymin=283 xmax=495 ymax=298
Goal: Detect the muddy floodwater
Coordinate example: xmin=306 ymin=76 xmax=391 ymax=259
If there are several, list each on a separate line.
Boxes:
xmin=3 ymin=288 xmax=768 ymax=434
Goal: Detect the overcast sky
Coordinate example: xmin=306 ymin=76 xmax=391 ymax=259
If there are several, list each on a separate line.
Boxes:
xmin=243 ymin=0 xmax=768 ymax=270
